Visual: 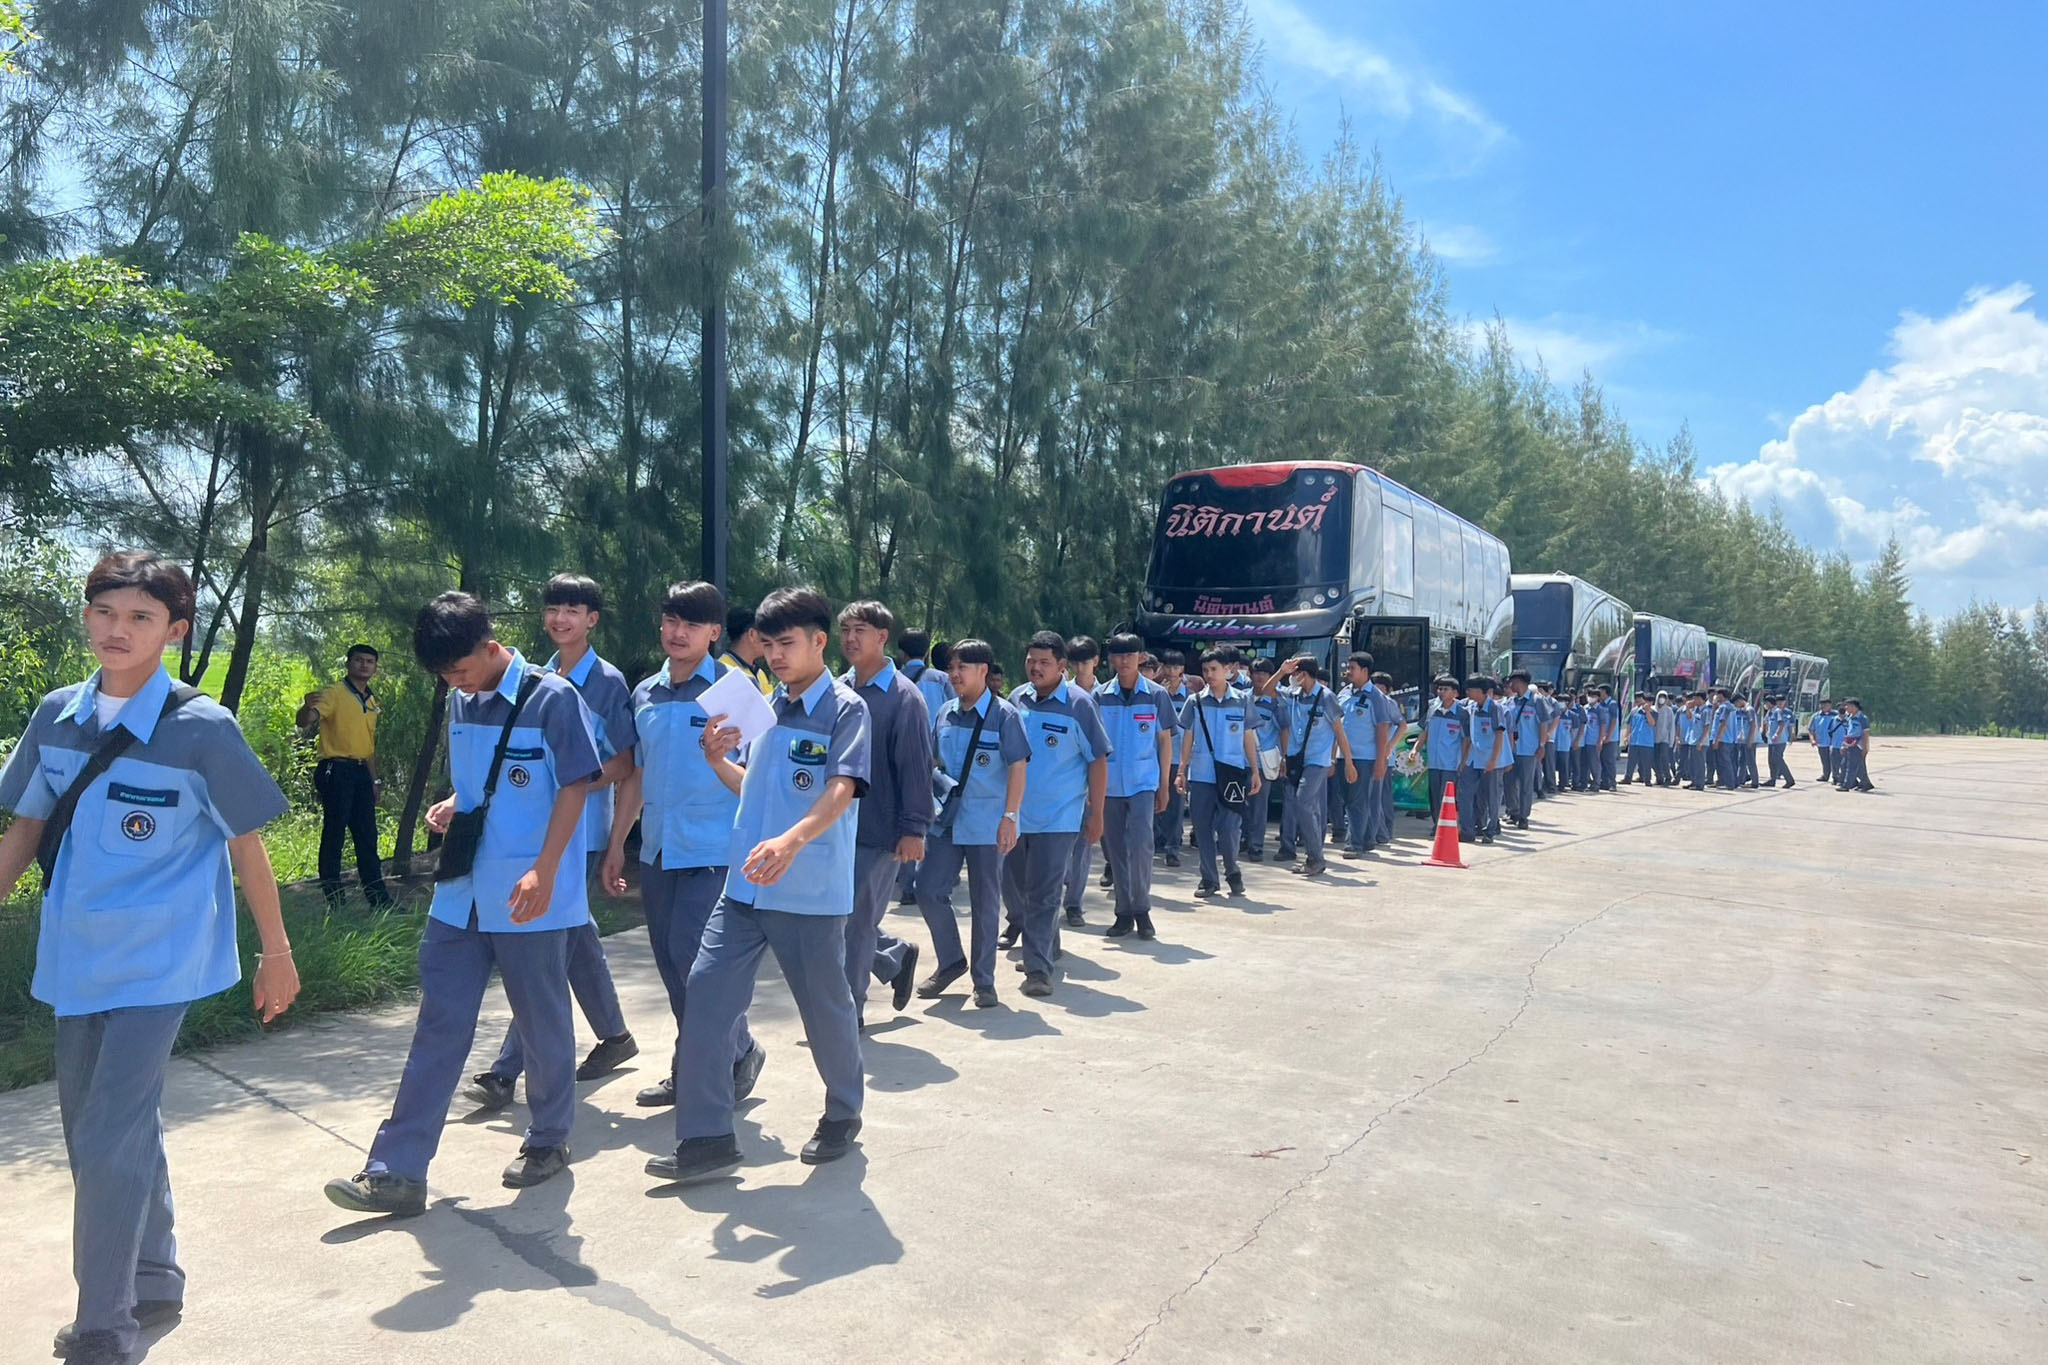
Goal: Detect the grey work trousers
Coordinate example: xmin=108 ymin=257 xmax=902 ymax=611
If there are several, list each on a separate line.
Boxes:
xmin=917 ymin=830 xmax=1004 ymax=989
xmin=1003 ymin=831 xmax=1077 ymax=978
xmin=58 ymin=1003 xmax=189 ymax=1357
xmin=1189 ymin=780 xmax=1243 ymax=886
xmin=846 ymin=843 xmax=914 ymax=1008
xmin=1100 ymin=793 xmax=1156 ymax=921
xmin=676 ymin=899 xmax=862 ymax=1141
xmin=1278 ymin=765 xmax=1331 ymax=866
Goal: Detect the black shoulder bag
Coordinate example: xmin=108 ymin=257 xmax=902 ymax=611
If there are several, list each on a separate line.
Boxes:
xmin=36 ymin=684 xmax=203 ymax=883
xmin=928 ymin=704 xmax=991 ymax=839
xmin=1285 ymin=693 xmax=1321 ymax=788
xmin=1195 ymin=698 xmax=1251 ymax=814
xmin=435 ymin=672 xmax=542 ymax=883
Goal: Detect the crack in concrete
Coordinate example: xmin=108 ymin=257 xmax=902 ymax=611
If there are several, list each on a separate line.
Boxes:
xmin=1113 ymin=891 xmax=1642 ymax=1363
xmin=184 ymin=1054 xmax=368 ymax=1155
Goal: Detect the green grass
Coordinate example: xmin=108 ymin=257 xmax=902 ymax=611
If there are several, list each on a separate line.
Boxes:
xmin=0 ymin=872 xmax=648 ymax=1093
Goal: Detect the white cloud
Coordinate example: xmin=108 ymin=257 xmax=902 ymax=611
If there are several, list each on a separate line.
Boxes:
xmin=1246 ymin=0 xmax=1505 ymax=155
xmin=1462 ymin=313 xmax=1677 ymax=379
xmin=1426 ymin=223 xmax=1498 ymax=266
xmin=1708 ymin=284 xmax=2048 ymax=612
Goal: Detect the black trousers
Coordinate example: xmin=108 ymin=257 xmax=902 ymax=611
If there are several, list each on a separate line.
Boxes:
xmin=315 ymin=758 xmax=387 ymax=904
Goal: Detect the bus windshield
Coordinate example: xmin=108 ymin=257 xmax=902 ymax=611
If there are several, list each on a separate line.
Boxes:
xmin=1512 ymin=582 xmax=1572 ymax=646
xmin=1148 ymin=469 xmax=1351 ymax=600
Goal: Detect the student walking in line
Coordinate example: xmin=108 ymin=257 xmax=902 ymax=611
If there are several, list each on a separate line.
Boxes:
xmin=1177 ymin=649 xmax=1262 ymax=898
xmin=1623 ymin=695 xmax=1657 ymax=784
xmin=1092 ymin=634 xmax=1173 ymax=937
xmin=466 ymin=574 xmax=639 ymax=1113
xmin=1763 ymin=695 xmax=1798 ymax=788
xmin=1060 ymin=635 xmax=1103 ymax=926
xmin=916 ymin=640 xmax=1031 ymax=1005
xmin=647 ymin=588 xmax=873 ymax=1184
xmin=297 ymin=643 xmax=391 ymax=907
xmin=600 ymin=581 xmax=765 ymax=1111
xmin=1836 ymin=698 xmax=1876 ymax=791
xmin=1 ymin=552 xmax=301 ymax=1365
xmin=328 ymin=591 xmax=602 ymax=1214
xmin=1811 ymin=700 xmax=1841 ymax=782
xmin=1423 ymin=676 xmax=1471 ymax=834
xmin=1258 ymin=655 xmax=1353 ymax=876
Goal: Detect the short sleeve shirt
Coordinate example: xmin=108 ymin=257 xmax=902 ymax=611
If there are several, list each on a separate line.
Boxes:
xmin=933 ymin=690 xmax=1032 ymax=845
xmin=1179 ymin=689 xmax=1254 ymax=786
xmin=311 ymin=679 xmax=379 ymax=760
xmin=1094 ymin=677 xmax=1170 ymax=798
xmin=723 ymin=672 xmax=872 ymax=916
xmin=632 ymin=656 xmax=742 ymax=870
xmin=1287 ymin=685 xmax=1343 ymax=769
xmin=551 ymin=648 xmax=637 ymax=854
xmin=431 ymin=653 xmax=603 ymax=934
xmin=1011 ymin=681 xmax=1111 ymax=834
xmin=0 ymin=666 xmax=289 ymax=1015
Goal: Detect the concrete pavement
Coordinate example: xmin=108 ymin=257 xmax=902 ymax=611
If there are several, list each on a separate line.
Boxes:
xmin=2 ymin=736 xmax=2043 ymax=1363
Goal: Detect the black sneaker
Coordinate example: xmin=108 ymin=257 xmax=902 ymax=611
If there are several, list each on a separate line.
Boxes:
xmin=801 ymin=1116 xmax=863 ymax=1165
xmin=55 ymin=1301 xmax=181 ymax=1353
xmin=1340 ymin=848 xmax=1364 ymax=860
xmin=1105 ymin=916 xmax=1135 ymax=938
xmin=915 ymin=960 xmax=967 ymax=998
xmin=890 ymin=943 xmax=921 ymax=1011
xmin=897 ymin=890 xmax=917 ymax=906
xmin=636 ymin=1076 xmax=677 ymax=1107
xmin=1298 ymin=861 xmax=1327 ymax=876
xmin=61 ymin=1329 xmax=128 ymax=1365
xmin=324 ymin=1169 xmax=427 ymax=1217
xmin=576 ymin=1032 xmax=639 ymax=1081
xmin=1245 ymin=848 xmax=1264 ymax=862
xmin=1098 ymin=868 xmax=1114 ymax=888
xmin=733 ymin=1043 xmax=767 ymax=1103
xmin=1194 ymin=883 xmax=1219 ymax=898
xmin=1020 ymin=971 xmax=1053 ymax=998
xmin=998 ymin=923 xmax=1022 ymax=950
xmin=464 ymin=1071 xmax=516 ymax=1112
xmin=1226 ymin=874 xmax=1245 ymax=896
xmin=647 ymin=1134 xmax=743 ymax=1183
xmin=503 ymin=1143 xmax=571 ymax=1188
xmin=1163 ymin=852 xmax=1181 ymax=867
xmin=973 ymin=985 xmax=999 ymax=1008
xmin=1064 ymin=907 xmax=1085 ymax=928
xmin=1134 ymin=914 xmax=1157 ymax=941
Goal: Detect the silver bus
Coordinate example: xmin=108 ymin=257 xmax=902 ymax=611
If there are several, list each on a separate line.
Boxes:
xmin=1761 ymin=650 xmax=1831 ymax=733
xmin=1633 ymin=613 xmax=1711 ymax=699
xmin=1706 ymin=635 xmax=1764 ymax=700
xmin=1504 ymin=572 xmax=1635 ymax=701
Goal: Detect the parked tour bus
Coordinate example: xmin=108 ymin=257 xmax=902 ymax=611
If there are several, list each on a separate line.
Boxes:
xmin=1705 ymin=634 xmax=1764 ymax=700
xmin=1136 ymin=460 xmax=1511 ymax=813
xmin=1761 ymin=649 xmax=1831 ymax=733
xmin=1633 ymin=612 xmax=1711 ymax=700
xmin=1504 ymin=573 xmax=1635 ymax=703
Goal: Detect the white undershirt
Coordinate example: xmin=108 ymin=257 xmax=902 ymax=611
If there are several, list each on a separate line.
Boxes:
xmin=96 ymin=691 xmax=129 ymax=728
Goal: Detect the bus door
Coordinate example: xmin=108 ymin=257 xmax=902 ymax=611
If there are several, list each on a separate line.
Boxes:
xmin=1354 ymin=616 xmax=1432 ymax=817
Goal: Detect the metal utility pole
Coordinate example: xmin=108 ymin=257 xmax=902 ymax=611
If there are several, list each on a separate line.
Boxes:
xmin=699 ymin=0 xmax=730 ymax=591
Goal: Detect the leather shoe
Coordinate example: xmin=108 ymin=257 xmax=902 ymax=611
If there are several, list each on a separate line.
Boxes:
xmin=801 ymin=1116 xmax=863 ymax=1165
xmin=890 ymin=943 xmax=921 ymax=1011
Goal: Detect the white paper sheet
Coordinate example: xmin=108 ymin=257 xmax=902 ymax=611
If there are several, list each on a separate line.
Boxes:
xmin=698 ymin=666 xmax=780 ymax=748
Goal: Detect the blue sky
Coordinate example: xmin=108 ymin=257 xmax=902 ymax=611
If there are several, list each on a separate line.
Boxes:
xmin=1246 ymin=1 xmax=2048 ymax=616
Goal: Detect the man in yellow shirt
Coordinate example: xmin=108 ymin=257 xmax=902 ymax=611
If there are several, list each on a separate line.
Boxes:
xmin=717 ymin=604 xmax=777 ymax=695
xmin=296 ymin=644 xmax=391 ymax=907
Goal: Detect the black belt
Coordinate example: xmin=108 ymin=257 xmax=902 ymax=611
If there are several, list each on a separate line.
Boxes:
xmin=319 ymin=756 xmax=372 ymax=766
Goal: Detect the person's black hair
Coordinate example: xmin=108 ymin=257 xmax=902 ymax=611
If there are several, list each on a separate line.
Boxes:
xmin=1432 ymin=674 xmax=1460 ymax=691
xmin=900 ymin=627 xmax=931 ymax=659
xmin=1105 ymin=633 xmax=1145 ymax=657
xmin=543 ymin=573 xmax=604 ymax=613
xmin=85 ymin=550 xmax=197 ymax=626
xmin=1026 ymin=629 xmax=1066 ymax=656
xmin=989 ymin=661 xmax=1006 ymax=679
xmin=661 ymin=580 xmax=726 ymax=625
xmin=1290 ymin=653 xmax=1321 ymax=680
xmin=951 ymin=638 xmax=995 ymax=667
xmin=1141 ymin=653 xmax=1160 ymax=668
xmin=837 ymin=599 xmax=897 ymax=635
xmin=754 ymin=586 xmax=833 ymax=638
xmin=1157 ymin=648 xmax=1186 ymax=670
xmin=1251 ymin=656 xmax=1277 ymax=676
xmin=1507 ymin=669 xmax=1531 ymax=685
xmin=1372 ymin=671 xmax=1393 ymax=687
xmin=930 ymin=641 xmax=953 ymax=671
xmin=726 ymin=604 xmax=757 ymax=641
xmin=1199 ymin=648 xmax=1235 ymax=670
xmin=413 ymin=591 xmax=494 ymax=673
xmin=1346 ymin=650 xmax=1374 ymax=672
xmin=1844 ymin=696 xmax=1862 ymax=708
xmin=347 ymin=643 xmax=380 ymax=661
xmin=1065 ymin=635 xmax=1100 ymax=664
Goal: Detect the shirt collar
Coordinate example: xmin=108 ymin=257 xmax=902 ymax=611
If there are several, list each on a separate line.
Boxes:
xmin=777 ymin=669 xmax=835 ymax=716
xmin=962 ymin=687 xmax=995 ymax=717
xmin=64 ymin=664 xmax=176 ymax=741
xmin=547 ymin=648 xmax=599 ymax=686
xmin=662 ymin=654 xmax=721 ymax=690
xmin=492 ymin=651 xmax=531 ymax=703
xmin=845 ymin=658 xmax=899 ymax=693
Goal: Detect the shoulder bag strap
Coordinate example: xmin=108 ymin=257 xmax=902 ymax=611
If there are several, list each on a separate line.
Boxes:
xmin=37 ymin=684 xmax=203 ymax=882
xmin=478 ymin=672 xmax=544 ymax=804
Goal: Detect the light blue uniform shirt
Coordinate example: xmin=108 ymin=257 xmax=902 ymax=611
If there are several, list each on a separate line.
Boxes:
xmin=1709 ymin=701 xmax=1735 ymax=744
xmin=1554 ymin=705 xmax=1576 ymax=749
xmin=632 ymin=655 xmax=741 ymax=870
xmin=1731 ymin=707 xmax=1753 ymax=743
xmin=1842 ymin=712 xmax=1869 ymax=747
xmin=1578 ymin=705 xmax=1601 ymax=748
xmin=1815 ymin=711 xmax=1842 ymax=748
xmin=549 ymin=648 xmax=636 ymax=855
xmin=1179 ymin=688 xmax=1254 ymax=785
xmin=1508 ymin=692 xmax=1544 ymax=758
xmin=1012 ymin=680 xmax=1111 ymax=834
xmin=1287 ymin=684 xmax=1343 ymax=770
xmin=1337 ymin=685 xmax=1389 ymax=761
xmin=1425 ymin=699 xmax=1469 ymax=771
xmin=1627 ymin=707 xmax=1657 ymax=748
xmin=1094 ymin=676 xmax=1170 ymax=798
xmin=0 ymin=665 xmax=289 ymax=1016
xmin=933 ymin=689 xmax=1032 ymax=844
xmin=723 ymin=670 xmax=872 ymax=916
xmin=1463 ymin=698 xmax=1505 ymax=771
xmin=1252 ymin=693 xmax=1283 ymax=756
xmin=433 ymin=652 xmax=603 ymax=934
xmin=1765 ymin=706 xmax=1795 ymax=744
xmin=904 ymin=659 xmax=954 ymax=723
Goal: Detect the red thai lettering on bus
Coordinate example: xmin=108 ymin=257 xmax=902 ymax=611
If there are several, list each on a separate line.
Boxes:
xmin=1163 ymin=486 xmax=1339 ymax=540
xmin=1194 ymin=594 xmax=1277 ymax=614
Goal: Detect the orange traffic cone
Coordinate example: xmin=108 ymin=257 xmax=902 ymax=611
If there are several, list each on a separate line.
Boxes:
xmin=1423 ymin=779 xmax=1465 ymax=868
